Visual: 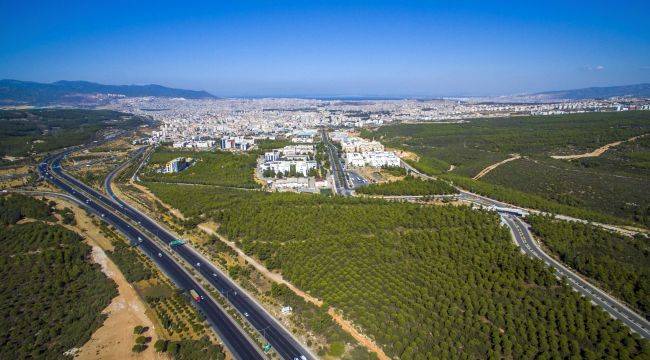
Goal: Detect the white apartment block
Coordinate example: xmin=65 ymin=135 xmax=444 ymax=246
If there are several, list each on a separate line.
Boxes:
xmin=262 ymin=160 xmax=317 ymax=176
xmin=340 ymin=138 xmax=384 ymax=153
xmin=330 ymin=133 xmax=385 ymax=153
xmin=172 ymin=140 xmax=216 ymax=149
xmin=270 ymin=177 xmax=314 ymax=191
xmin=345 ymin=151 xmax=400 ymax=168
xmin=281 ymin=144 xmax=314 ymax=156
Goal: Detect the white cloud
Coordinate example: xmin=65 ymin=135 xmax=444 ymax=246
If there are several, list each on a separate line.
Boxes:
xmin=581 ymin=65 xmax=605 ymax=71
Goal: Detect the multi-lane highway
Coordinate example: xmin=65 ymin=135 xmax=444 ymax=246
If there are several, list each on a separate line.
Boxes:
xmin=102 ymin=149 xmax=314 ymax=360
xmin=401 ymin=158 xmax=650 ymax=338
xmin=43 ymin=148 xmax=314 ymax=360
xmin=39 ymin=153 xmax=265 ymax=360
xmin=321 ymin=130 xmax=350 ymax=195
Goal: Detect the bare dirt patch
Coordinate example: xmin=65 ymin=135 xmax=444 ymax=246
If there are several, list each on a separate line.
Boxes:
xmin=356 ymin=166 xmax=404 ymax=184
xmin=76 ymin=246 xmax=163 ymax=360
xmin=387 ymin=147 xmax=419 ymax=162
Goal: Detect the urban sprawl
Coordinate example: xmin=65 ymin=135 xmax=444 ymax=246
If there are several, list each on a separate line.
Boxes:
xmin=107 ymin=96 xmax=650 ymax=193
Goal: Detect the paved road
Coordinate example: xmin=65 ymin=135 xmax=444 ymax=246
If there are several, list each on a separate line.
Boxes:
xmin=321 ymin=130 xmax=350 ymax=195
xmin=502 ymin=214 xmax=649 ymax=338
xmin=87 ymin=149 xmax=314 ymax=360
xmin=39 ymin=153 xmax=265 ymax=360
xmin=401 ymin=159 xmax=650 ymax=338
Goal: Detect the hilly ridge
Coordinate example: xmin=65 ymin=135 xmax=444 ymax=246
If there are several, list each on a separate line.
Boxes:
xmin=0 ymin=79 xmax=216 ymax=105
xmin=533 ymin=83 xmax=650 ymax=100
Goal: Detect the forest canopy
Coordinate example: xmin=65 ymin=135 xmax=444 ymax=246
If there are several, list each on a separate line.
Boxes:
xmin=146 ymin=183 xmax=649 ymax=359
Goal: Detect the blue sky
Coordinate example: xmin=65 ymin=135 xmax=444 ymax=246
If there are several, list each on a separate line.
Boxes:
xmin=1 ymin=0 xmax=649 ymax=96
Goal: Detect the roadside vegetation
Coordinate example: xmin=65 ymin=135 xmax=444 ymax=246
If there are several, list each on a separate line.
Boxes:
xmin=95 ymin=221 xmax=222 ymax=348
xmin=0 ymin=195 xmax=118 ymax=359
xmin=141 ymin=147 xmax=260 ymax=188
xmin=362 ymin=111 xmax=650 ymax=226
xmin=528 ymin=215 xmax=649 ymax=319
xmin=356 ymin=175 xmax=457 ymax=196
xmin=63 ymin=138 xmax=139 ymax=190
xmin=145 ymin=183 xmax=649 ymax=359
xmin=0 ymin=109 xmax=146 ymax=162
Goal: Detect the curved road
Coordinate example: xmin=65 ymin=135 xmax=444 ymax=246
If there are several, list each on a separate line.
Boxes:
xmin=401 ymin=158 xmax=650 ymax=338
xmin=47 ymin=148 xmax=314 ymax=360
xmin=502 ymin=214 xmax=649 ymax=338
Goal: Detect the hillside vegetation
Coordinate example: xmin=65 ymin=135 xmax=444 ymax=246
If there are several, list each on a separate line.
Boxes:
xmin=0 ymin=109 xmax=146 ymax=162
xmin=0 ymin=195 xmax=117 ymax=358
xmin=145 ymin=183 xmax=649 ymax=359
xmin=528 ymin=215 xmax=649 ymax=319
xmin=362 ymin=111 xmax=650 ymax=225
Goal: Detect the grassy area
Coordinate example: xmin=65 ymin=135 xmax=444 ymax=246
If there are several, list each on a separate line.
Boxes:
xmin=528 ymin=215 xmax=649 ymax=319
xmin=363 ymin=111 xmax=650 ymax=225
xmin=141 ymin=148 xmax=260 ymax=188
xmin=145 ymin=183 xmax=649 ymax=359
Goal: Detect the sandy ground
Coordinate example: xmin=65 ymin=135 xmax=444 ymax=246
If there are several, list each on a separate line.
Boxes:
xmin=473 ymin=154 xmax=521 ymax=180
xmin=551 ymin=133 xmax=648 ymax=160
xmin=76 ymin=247 xmax=164 ymax=360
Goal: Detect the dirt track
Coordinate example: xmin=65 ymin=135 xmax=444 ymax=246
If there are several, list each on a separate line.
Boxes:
xmin=473 ymin=154 xmax=521 ymax=180
xmin=197 ymin=224 xmax=389 ymax=359
xmin=551 ymin=133 xmax=648 ymax=160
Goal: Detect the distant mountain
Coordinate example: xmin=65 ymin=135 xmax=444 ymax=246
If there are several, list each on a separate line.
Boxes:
xmin=0 ymin=79 xmax=216 ymax=105
xmin=532 ymin=83 xmax=650 ymax=100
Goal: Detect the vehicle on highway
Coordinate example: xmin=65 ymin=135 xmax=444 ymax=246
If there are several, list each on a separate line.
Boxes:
xmin=244 ymin=312 xmax=249 ymax=317
xmin=189 ymin=289 xmax=201 ymax=302
xmin=158 ymin=252 xmax=162 ymax=257
xmin=169 ymin=239 xmax=185 ymax=247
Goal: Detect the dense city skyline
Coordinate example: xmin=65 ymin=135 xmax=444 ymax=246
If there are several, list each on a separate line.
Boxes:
xmin=1 ymin=0 xmax=649 ymax=97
